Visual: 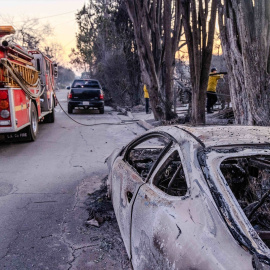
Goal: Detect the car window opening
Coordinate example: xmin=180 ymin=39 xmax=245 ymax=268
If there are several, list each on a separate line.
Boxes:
xmin=128 ymin=148 xmax=163 ymax=179
xmin=220 ymin=156 xmax=270 ymax=248
xmin=72 ymin=80 xmax=100 ymax=88
xmin=126 ymin=137 xmax=170 ymax=180
xmin=153 ymin=150 xmax=188 ymax=196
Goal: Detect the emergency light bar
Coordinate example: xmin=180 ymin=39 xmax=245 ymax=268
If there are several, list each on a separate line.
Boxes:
xmin=0 ymin=26 xmax=16 ymax=38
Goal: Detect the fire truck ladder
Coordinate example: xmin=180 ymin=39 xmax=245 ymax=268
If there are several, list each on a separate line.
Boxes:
xmin=0 ymin=58 xmax=44 ymax=99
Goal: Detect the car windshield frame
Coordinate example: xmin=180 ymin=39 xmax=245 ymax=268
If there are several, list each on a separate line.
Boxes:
xmin=123 ymin=132 xmax=177 ymax=183
xmin=198 ymin=145 xmax=270 ymax=261
xmin=71 ymin=80 xmax=101 ymax=88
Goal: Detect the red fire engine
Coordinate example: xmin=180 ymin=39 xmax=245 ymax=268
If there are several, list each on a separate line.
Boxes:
xmin=0 ymin=26 xmax=58 ymax=141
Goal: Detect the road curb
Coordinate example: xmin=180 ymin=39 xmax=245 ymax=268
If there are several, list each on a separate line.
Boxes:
xmin=137 ymin=119 xmax=154 ymax=130
xmin=127 ymin=111 xmax=134 ymax=120
xmin=115 ymin=106 xmax=155 ymax=130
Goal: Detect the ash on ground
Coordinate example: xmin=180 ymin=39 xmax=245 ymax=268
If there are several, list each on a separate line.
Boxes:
xmin=84 ymin=177 xmax=132 ymax=269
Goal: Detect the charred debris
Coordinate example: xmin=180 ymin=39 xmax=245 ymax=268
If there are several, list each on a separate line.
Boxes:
xmin=221 ymin=156 xmax=270 ymax=248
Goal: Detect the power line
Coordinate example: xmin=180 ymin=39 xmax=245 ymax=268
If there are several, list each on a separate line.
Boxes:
xmin=12 ymin=10 xmax=77 ymax=23
xmin=63 ymin=37 xmax=76 ymax=48
xmin=54 ymin=19 xmax=76 ymax=28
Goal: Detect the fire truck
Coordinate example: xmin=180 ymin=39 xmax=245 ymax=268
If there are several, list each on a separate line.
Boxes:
xmin=0 ymin=26 xmax=58 ymax=142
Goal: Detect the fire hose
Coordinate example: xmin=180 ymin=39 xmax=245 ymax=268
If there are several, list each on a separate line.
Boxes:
xmin=1 ymin=58 xmax=138 ymax=127
xmin=54 ymin=96 xmax=139 ymax=127
xmin=0 ymin=58 xmax=45 ymax=99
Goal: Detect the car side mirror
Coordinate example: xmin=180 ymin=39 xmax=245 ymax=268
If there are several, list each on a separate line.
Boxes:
xmin=66 ymin=86 xmax=70 ymax=90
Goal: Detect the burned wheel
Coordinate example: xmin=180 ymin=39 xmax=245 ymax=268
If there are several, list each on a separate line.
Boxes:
xmin=26 ymin=102 xmax=38 ymax=141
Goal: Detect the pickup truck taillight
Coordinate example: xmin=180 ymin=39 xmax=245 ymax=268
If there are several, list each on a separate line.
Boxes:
xmin=99 ymin=93 xmax=104 ymax=100
xmin=68 ymin=93 xmax=72 ymax=99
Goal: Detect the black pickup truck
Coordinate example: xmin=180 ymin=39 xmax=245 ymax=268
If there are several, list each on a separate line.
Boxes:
xmin=67 ymin=79 xmax=104 ymax=114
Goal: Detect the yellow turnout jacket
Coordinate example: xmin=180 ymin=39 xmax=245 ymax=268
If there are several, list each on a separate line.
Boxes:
xmin=207 ymin=73 xmax=223 ymax=92
xmin=143 ymin=85 xmax=149 ymax=98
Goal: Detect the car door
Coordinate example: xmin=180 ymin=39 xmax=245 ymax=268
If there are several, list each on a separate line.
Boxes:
xmin=111 ymin=133 xmax=172 ymax=258
xmin=130 ymin=144 xmax=254 ymax=270
xmin=130 ymin=144 xmax=192 ymax=269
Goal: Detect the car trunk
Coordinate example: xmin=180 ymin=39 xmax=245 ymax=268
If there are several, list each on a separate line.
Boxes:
xmin=71 ymin=88 xmax=101 ymax=100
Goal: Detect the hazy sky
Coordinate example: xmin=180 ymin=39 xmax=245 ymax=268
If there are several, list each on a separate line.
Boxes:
xmin=0 ymin=0 xmax=87 ymax=67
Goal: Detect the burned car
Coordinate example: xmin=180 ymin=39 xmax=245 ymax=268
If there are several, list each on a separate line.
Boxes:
xmin=107 ymin=126 xmax=270 ymax=270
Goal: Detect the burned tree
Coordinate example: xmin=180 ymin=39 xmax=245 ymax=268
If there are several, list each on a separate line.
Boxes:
xmin=180 ymin=0 xmax=218 ymax=125
xmin=124 ymin=0 xmax=182 ymax=120
xmin=71 ymin=1 xmax=141 ymax=107
xmin=218 ymin=0 xmax=270 ymax=125
xmin=5 ymin=19 xmax=52 ymax=50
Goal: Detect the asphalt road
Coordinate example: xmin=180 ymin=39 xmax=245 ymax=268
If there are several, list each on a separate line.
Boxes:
xmin=0 ymin=89 xmax=145 ymax=270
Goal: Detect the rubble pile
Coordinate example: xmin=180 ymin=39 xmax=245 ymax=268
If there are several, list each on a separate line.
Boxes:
xmin=131 ymin=105 xmax=145 ymax=113
xmin=217 ymin=108 xmax=234 ymax=120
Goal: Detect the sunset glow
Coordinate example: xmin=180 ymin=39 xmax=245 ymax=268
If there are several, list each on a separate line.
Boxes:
xmin=0 ymin=0 xmax=87 ymax=67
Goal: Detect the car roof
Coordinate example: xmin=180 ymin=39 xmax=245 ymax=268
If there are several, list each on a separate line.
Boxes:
xmin=73 ymin=79 xmax=99 ymax=82
xmin=174 ymin=125 xmax=270 ymax=148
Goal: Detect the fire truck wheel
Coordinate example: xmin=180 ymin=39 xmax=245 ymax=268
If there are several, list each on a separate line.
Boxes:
xmin=68 ymin=103 xmax=73 ymax=114
xmin=44 ymin=103 xmax=55 ymax=123
xmin=26 ymin=102 xmax=38 ymax=141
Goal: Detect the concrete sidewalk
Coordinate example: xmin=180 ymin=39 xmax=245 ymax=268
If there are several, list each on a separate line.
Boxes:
xmin=117 ymin=107 xmax=185 ymax=130
xmin=116 ymin=104 xmax=230 ymax=131
xmin=115 ymin=106 xmax=156 ymax=130
xmin=131 ymin=111 xmax=157 ymax=130
xmin=127 ymin=105 xmax=189 ymax=130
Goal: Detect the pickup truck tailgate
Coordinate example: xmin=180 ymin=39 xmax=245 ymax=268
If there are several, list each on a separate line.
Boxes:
xmin=71 ymin=88 xmax=101 ymax=100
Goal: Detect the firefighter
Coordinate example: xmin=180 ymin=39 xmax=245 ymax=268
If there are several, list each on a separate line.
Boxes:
xmin=143 ymin=84 xmax=150 ymax=114
xmin=206 ymin=67 xmax=224 ymax=114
